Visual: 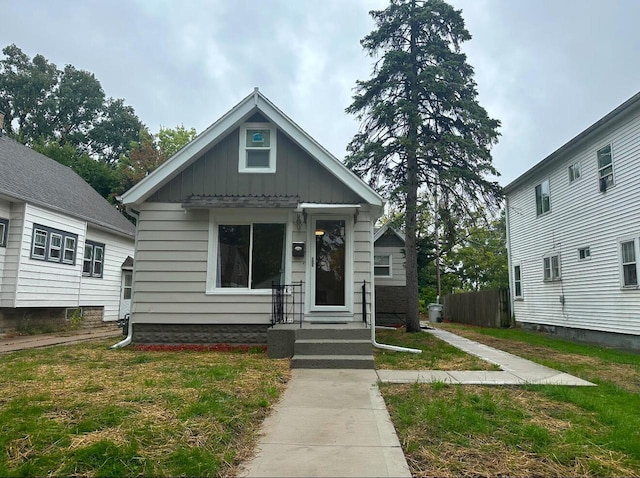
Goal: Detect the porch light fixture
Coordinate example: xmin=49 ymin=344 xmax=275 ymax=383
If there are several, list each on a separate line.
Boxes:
xmin=315 ymin=230 xmax=325 ymax=236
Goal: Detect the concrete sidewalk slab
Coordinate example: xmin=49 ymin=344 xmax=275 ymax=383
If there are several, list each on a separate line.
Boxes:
xmin=238 ymin=369 xmax=411 ymax=478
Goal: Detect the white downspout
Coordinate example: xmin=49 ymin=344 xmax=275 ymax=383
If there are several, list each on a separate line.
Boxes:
xmin=111 ymin=206 xmax=138 ymax=349
xmin=369 ymin=220 xmax=421 ymax=354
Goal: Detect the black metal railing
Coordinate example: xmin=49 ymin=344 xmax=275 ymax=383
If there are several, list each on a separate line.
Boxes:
xmin=271 ymin=281 xmax=304 ymax=327
xmin=362 ymin=280 xmax=368 ymax=325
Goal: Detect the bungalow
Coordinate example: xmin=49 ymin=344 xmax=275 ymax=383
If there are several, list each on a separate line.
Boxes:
xmin=505 ymin=91 xmax=640 ymax=351
xmin=0 ymin=127 xmax=136 ymax=332
xmin=119 ymin=89 xmax=385 ymax=346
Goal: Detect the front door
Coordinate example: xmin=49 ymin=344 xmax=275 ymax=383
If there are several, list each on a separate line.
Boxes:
xmin=312 ymin=218 xmax=346 ymax=309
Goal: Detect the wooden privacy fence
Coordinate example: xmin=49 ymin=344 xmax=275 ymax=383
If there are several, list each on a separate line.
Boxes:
xmin=442 ymin=288 xmax=512 ymax=328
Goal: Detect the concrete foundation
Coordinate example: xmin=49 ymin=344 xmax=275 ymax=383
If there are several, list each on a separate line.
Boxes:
xmin=375 ymin=285 xmax=407 ymax=326
xmin=132 ymin=323 xmax=269 ymax=344
xmin=0 ymin=306 xmax=104 ymax=334
xmin=519 ymin=321 xmax=640 ymax=353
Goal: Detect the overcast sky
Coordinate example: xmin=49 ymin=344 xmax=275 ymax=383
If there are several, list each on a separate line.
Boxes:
xmin=3 ymin=0 xmax=640 ymax=186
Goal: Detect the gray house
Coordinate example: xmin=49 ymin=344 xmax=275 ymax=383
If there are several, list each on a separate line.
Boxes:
xmin=0 ymin=131 xmax=135 ymax=332
xmin=119 ymin=89 xmax=385 ymax=345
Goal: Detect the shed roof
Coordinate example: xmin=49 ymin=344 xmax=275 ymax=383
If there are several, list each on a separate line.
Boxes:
xmin=0 ymin=134 xmax=135 ymax=238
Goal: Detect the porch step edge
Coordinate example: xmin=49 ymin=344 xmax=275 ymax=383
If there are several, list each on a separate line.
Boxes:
xmin=291 ymin=354 xmax=375 ymax=369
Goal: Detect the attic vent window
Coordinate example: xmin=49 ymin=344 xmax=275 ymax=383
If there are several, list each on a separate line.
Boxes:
xmin=239 ymin=123 xmax=277 ymax=173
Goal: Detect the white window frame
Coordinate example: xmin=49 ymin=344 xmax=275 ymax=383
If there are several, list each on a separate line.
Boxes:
xmin=568 ymin=162 xmax=581 ymax=183
xmin=597 ymin=144 xmax=614 ymax=192
xmin=206 ymin=211 xmax=290 ymax=295
xmin=63 ymin=236 xmax=76 ymax=264
xmin=30 ymin=224 xmax=77 ymax=264
xmin=83 ymin=240 xmax=105 ymax=278
xmin=238 ymin=122 xmax=277 ymax=173
xmin=374 ymin=254 xmax=393 ymax=278
xmin=620 ymin=238 xmax=638 ymax=289
xmin=32 ymin=228 xmax=47 ymax=259
xmin=543 ymin=253 xmax=561 ymax=282
xmin=48 ymin=233 xmax=63 ymax=262
xmin=0 ymin=218 xmax=8 ymax=247
xmin=535 ymin=179 xmax=551 ymax=216
xmin=578 ymin=246 xmax=591 ymax=261
xmin=513 ymin=264 xmax=523 ymax=299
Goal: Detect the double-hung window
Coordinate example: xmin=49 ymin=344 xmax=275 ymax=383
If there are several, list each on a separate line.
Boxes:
xmin=621 ymin=239 xmax=638 ymax=288
xmin=568 ymin=162 xmax=581 ymax=183
xmin=513 ymin=264 xmax=523 ymax=298
xmin=0 ymin=218 xmax=8 ymax=247
xmin=239 ymin=123 xmax=277 ymax=173
xmin=30 ymin=224 xmax=77 ymax=264
xmin=374 ymin=254 xmax=392 ymax=277
xmin=543 ymin=254 xmax=561 ymax=281
xmin=535 ymin=179 xmax=550 ymax=216
xmin=216 ymin=223 xmax=286 ymax=289
xmin=83 ymin=240 xmax=105 ymax=278
xmin=597 ymin=144 xmax=614 ymax=191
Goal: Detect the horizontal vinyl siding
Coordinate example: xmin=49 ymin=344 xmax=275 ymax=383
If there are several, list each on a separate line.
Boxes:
xmin=0 ymin=202 xmax=25 ymax=307
xmin=14 ymin=204 xmax=84 ymax=308
xmin=0 ymin=199 xmax=11 ymax=298
xmin=373 ymin=246 xmax=406 ymax=287
xmin=508 ymin=108 xmax=640 ymax=336
xmin=79 ymin=228 xmax=134 ymax=321
xmin=352 ymin=213 xmax=373 ymax=322
xmin=132 ymin=203 xmax=273 ymax=325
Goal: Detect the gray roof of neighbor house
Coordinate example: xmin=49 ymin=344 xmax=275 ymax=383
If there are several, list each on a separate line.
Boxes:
xmin=0 ymin=134 xmax=135 ymax=238
xmin=503 ymin=90 xmax=640 ymax=195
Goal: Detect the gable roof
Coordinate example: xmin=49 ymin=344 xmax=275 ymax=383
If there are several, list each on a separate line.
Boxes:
xmin=0 ymin=135 xmax=135 ymax=238
xmin=374 ymin=223 xmax=405 ymax=244
xmin=120 ymin=88 xmax=384 ymax=207
xmin=504 ymin=90 xmax=640 ymax=195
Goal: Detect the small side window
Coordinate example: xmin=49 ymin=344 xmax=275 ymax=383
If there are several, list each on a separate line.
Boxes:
xmin=578 ymin=247 xmax=591 ymax=260
xmin=239 ymin=123 xmax=277 ymax=173
xmin=568 ymin=162 xmax=581 ymax=183
xmin=374 ymin=254 xmax=392 ymax=277
xmin=535 ymin=180 xmax=550 ymax=216
xmin=513 ymin=265 xmax=522 ymax=298
xmin=597 ymin=144 xmax=614 ymax=191
xmin=621 ymin=240 xmax=638 ymax=288
xmin=543 ymin=254 xmax=561 ymax=281
xmin=0 ymin=218 xmax=8 ymax=247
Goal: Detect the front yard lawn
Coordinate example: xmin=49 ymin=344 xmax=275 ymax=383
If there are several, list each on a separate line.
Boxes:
xmin=0 ymin=340 xmax=290 ymax=477
xmin=381 ymin=325 xmax=640 ymax=477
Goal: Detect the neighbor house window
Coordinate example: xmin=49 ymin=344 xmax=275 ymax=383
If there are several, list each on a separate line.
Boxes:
xmin=123 ymin=272 xmax=133 ymax=300
xmin=543 ymin=254 xmax=561 ymax=281
xmin=621 ymin=239 xmax=638 ymax=287
xmin=597 ymin=144 xmax=614 ymax=191
xmin=513 ymin=265 xmax=523 ymax=298
xmin=238 ymin=123 xmax=277 ymax=173
xmin=0 ymin=217 xmax=9 ymax=247
xmin=30 ymin=224 xmax=77 ymax=264
xmin=568 ymin=162 xmax=581 ymax=183
xmin=535 ymin=179 xmax=550 ymax=216
xmin=374 ymin=254 xmax=392 ymax=277
xmin=578 ymin=247 xmax=591 ymax=260
xmin=83 ymin=240 xmax=105 ymax=278
xmin=217 ymin=223 xmax=286 ymax=289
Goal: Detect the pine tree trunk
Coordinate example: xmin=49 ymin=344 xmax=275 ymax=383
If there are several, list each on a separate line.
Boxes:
xmin=405 ymin=0 xmax=421 ymax=333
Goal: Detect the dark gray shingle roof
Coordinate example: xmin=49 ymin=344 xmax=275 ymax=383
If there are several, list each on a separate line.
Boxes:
xmin=0 ymin=135 xmax=135 ymax=237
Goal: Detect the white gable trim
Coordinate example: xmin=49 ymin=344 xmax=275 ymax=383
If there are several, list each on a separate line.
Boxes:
xmin=120 ymin=89 xmax=384 ymax=207
xmin=374 ymin=223 xmax=405 ymax=243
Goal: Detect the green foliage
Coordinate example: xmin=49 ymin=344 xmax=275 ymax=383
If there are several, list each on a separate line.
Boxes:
xmin=347 ymin=0 xmax=502 ymax=332
xmin=66 ymin=308 xmax=83 ymax=330
xmin=157 ymin=124 xmax=197 ymax=159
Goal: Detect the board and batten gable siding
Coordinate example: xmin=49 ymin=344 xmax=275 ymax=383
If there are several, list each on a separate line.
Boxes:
xmin=507 ymin=107 xmax=640 ymax=336
xmin=147 ymin=129 xmax=363 ymax=204
xmin=79 ymin=227 xmax=134 ymax=321
xmin=14 ymin=204 xmax=84 ymax=308
xmin=0 ymin=201 xmax=25 ymax=307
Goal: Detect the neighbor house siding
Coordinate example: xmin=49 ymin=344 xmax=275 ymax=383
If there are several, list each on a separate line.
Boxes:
xmin=14 ymin=204 xmax=84 ymax=308
xmin=147 ymin=130 xmax=363 ymax=204
xmin=373 ymin=246 xmax=406 ymax=287
xmin=507 ymin=107 xmax=640 ymax=337
xmin=0 ymin=199 xmax=10 ymax=298
xmin=79 ymin=227 xmax=134 ymax=321
xmin=0 ymin=201 xmax=25 ymax=307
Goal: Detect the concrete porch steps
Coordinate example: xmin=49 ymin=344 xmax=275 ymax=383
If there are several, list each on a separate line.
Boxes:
xmin=290 ymin=325 xmax=374 ymax=369
xmin=291 ymin=354 xmax=375 ymax=369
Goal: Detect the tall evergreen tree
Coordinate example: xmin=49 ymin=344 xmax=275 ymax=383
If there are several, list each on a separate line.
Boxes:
xmin=347 ymin=0 xmax=501 ymax=332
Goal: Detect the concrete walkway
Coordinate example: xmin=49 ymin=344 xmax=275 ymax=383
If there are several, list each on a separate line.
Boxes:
xmin=238 ymin=369 xmax=412 ymax=478
xmin=377 ymin=328 xmax=595 ymax=386
xmin=0 ymin=326 xmax=122 ymax=353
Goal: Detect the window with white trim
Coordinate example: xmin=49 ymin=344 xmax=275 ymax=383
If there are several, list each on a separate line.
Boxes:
xmin=535 ymin=179 xmax=550 ymax=216
xmin=513 ymin=264 xmax=523 ymax=298
xmin=216 ymin=223 xmax=286 ymax=289
xmin=83 ymin=240 xmax=105 ymax=278
xmin=374 ymin=254 xmax=392 ymax=277
xmin=597 ymin=144 xmax=614 ymax=191
xmin=123 ymin=272 xmax=133 ymax=300
xmin=543 ymin=254 xmax=561 ymax=281
xmin=239 ymin=123 xmax=277 ymax=173
xmin=568 ymin=162 xmax=581 ymax=183
xmin=621 ymin=239 xmax=638 ymax=288
xmin=578 ymin=247 xmax=591 ymax=260
xmin=30 ymin=224 xmax=77 ymax=264
xmin=0 ymin=218 xmax=8 ymax=247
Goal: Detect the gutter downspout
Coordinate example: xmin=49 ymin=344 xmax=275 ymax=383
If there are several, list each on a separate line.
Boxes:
xmin=369 ymin=221 xmax=421 ymax=354
xmin=111 ymin=205 xmax=139 ymax=349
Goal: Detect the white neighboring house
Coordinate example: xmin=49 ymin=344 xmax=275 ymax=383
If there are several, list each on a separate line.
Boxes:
xmin=505 ymin=91 xmax=640 ymax=351
xmin=373 ymin=224 xmax=407 ymax=325
xmin=0 ymin=130 xmax=135 ymax=332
